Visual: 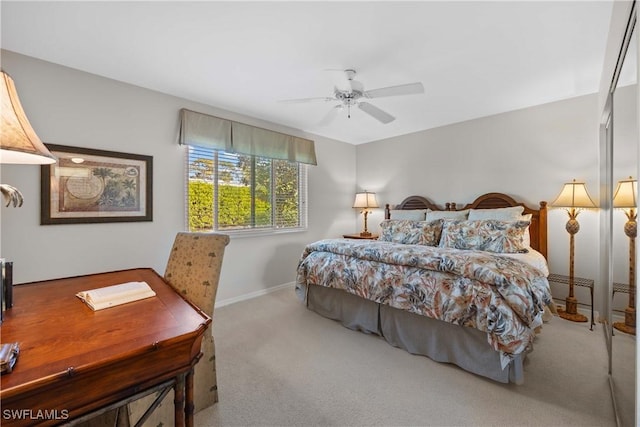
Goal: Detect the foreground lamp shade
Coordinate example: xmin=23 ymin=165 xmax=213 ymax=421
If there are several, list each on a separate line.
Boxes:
xmin=551 ymin=179 xmax=597 ymax=323
xmin=613 ymin=176 xmax=637 ymax=335
xmin=0 ymin=70 xmax=56 ymax=208
xmin=353 ymin=191 xmax=378 ymax=237
xmin=0 ymin=71 xmax=56 ymax=165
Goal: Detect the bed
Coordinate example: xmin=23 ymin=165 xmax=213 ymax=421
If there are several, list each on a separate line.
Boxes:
xmin=295 ymin=192 xmax=552 ymax=384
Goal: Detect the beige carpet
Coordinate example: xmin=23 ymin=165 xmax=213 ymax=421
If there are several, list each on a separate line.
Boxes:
xmin=195 ymin=287 xmax=617 ymax=427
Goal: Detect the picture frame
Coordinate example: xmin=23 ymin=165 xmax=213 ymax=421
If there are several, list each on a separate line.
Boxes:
xmin=3 ymin=261 xmax=12 ymax=310
xmin=0 ymin=259 xmax=10 ymax=323
xmin=41 ymin=144 xmax=153 ymax=224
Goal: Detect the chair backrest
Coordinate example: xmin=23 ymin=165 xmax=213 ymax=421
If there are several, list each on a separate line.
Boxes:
xmin=164 ymin=232 xmax=230 ymax=315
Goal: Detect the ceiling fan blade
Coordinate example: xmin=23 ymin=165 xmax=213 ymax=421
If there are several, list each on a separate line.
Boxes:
xmin=318 ymin=105 xmax=343 ymax=126
xmin=358 ymin=102 xmax=395 ymax=124
xmin=278 ymin=96 xmax=336 ymax=104
xmin=364 ymin=82 xmax=424 ymax=99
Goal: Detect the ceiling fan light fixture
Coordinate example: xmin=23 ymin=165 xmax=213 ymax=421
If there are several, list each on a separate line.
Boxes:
xmin=281 ymin=68 xmax=423 ymax=124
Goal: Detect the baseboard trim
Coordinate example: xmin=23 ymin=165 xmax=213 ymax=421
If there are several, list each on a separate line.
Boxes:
xmin=215 ymin=282 xmax=295 ymax=308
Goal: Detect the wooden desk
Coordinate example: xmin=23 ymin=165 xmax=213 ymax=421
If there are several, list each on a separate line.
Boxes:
xmin=0 ymin=268 xmax=210 ymax=427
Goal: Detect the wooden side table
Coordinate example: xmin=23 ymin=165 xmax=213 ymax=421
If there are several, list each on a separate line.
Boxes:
xmin=342 ymin=234 xmax=378 ymax=240
xmin=547 ymin=273 xmax=595 ymax=330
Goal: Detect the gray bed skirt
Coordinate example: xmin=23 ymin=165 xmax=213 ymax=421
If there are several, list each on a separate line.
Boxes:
xmin=303 ymin=284 xmax=525 ymax=384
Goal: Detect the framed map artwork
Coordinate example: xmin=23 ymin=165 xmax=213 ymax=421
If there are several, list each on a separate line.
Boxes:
xmin=40 ymin=145 xmax=153 ymax=224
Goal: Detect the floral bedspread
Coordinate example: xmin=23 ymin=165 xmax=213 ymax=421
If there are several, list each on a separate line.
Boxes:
xmin=296 ymin=239 xmax=552 ymax=365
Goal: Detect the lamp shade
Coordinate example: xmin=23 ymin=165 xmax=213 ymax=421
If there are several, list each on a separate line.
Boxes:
xmin=0 ymin=70 xmax=56 ymax=164
xmin=551 ymin=179 xmax=597 ymax=209
xmin=613 ymin=177 xmax=637 ymax=208
xmin=353 ymin=191 xmax=379 ymax=209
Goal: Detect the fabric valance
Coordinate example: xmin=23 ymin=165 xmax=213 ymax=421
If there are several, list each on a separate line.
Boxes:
xmin=179 ymin=108 xmax=317 ymax=165
xmin=179 ymin=109 xmax=232 ymax=151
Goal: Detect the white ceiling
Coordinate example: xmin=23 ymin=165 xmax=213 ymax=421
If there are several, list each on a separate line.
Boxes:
xmin=1 ymin=1 xmax=613 ymax=145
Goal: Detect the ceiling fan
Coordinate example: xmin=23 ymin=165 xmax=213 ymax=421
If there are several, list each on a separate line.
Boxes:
xmin=279 ymin=69 xmax=424 ymax=125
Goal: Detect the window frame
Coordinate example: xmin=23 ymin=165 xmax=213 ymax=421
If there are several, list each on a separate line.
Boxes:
xmin=184 ymin=146 xmax=308 ymax=237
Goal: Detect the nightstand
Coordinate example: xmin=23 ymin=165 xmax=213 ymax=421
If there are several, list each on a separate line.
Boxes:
xmin=343 ymin=233 xmax=378 ymax=240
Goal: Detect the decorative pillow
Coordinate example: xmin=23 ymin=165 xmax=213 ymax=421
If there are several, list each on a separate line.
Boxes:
xmin=426 ymin=209 xmax=469 ymax=221
xmin=467 ymin=207 xmax=531 ymax=248
xmin=467 ymin=206 xmax=525 ymax=221
xmin=388 ymin=209 xmax=429 ymax=221
xmin=439 ymin=219 xmax=530 ymax=253
xmin=379 ymin=219 xmax=443 ymax=246
xmin=520 ymin=213 xmax=532 ymax=247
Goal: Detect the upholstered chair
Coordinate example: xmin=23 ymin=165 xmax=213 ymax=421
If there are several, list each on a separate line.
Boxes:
xmin=126 ymin=232 xmax=230 ymax=426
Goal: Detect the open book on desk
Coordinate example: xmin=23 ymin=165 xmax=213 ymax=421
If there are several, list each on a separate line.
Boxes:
xmin=76 ymin=281 xmax=156 ymax=311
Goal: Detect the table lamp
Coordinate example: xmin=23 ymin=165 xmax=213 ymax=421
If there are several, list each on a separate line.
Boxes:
xmin=613 ymin=176 xmax=637 ymax=335
xmin=353 ymin=191 xmax=378 ymax=237
xmin=1 ymin=70 xmax=56 ymax=207
xmin=551 ymin=179 xmax=597 ymax=322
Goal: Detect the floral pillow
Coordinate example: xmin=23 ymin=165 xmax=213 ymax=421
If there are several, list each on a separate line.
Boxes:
xmin=439 ymin=219 xmax=530 ymax=253
xmin=379 ymin=219 xmax=443 ymax=246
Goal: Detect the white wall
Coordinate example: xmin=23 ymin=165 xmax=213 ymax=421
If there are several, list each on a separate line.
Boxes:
xmin=355 ymin=93 xmax=602 ymax=312
xmin=0 ymin=50 xmax=357 ymax=303
xmin=2 ymin=49 xmax=628 ymax=315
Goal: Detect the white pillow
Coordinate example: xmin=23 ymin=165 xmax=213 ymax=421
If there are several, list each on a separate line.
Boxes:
xmin=426 ymin=209 xmax=469 ymax=221
xmin=389 ymin=209 xmax=428 ymax=221
xmin=467 ymin=206 xmax=525 ymax=220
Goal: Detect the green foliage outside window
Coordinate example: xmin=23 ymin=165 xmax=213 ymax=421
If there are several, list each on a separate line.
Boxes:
xmin=188 ymin=151 xmax=302 ymax=232
xmin=188 ymin=180 xmax=213 ymax=230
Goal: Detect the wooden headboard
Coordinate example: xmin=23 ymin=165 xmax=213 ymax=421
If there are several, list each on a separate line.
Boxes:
xmin=384 ymin=192 xmax=548 ymax=259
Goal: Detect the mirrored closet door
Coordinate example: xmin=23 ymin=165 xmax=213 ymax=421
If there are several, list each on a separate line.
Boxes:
xmin=602 ymin=3 xmax=638 ymax=426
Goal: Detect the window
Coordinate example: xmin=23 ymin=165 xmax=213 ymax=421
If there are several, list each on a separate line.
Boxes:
xmin=179 ymin=109 xmax=315 ymax=234
xmin=187 ymin=145 xmax=307 ymax=233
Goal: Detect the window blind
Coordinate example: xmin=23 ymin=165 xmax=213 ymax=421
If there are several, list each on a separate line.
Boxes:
xmin=186 ymin=144 xmax=307 ymax=232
